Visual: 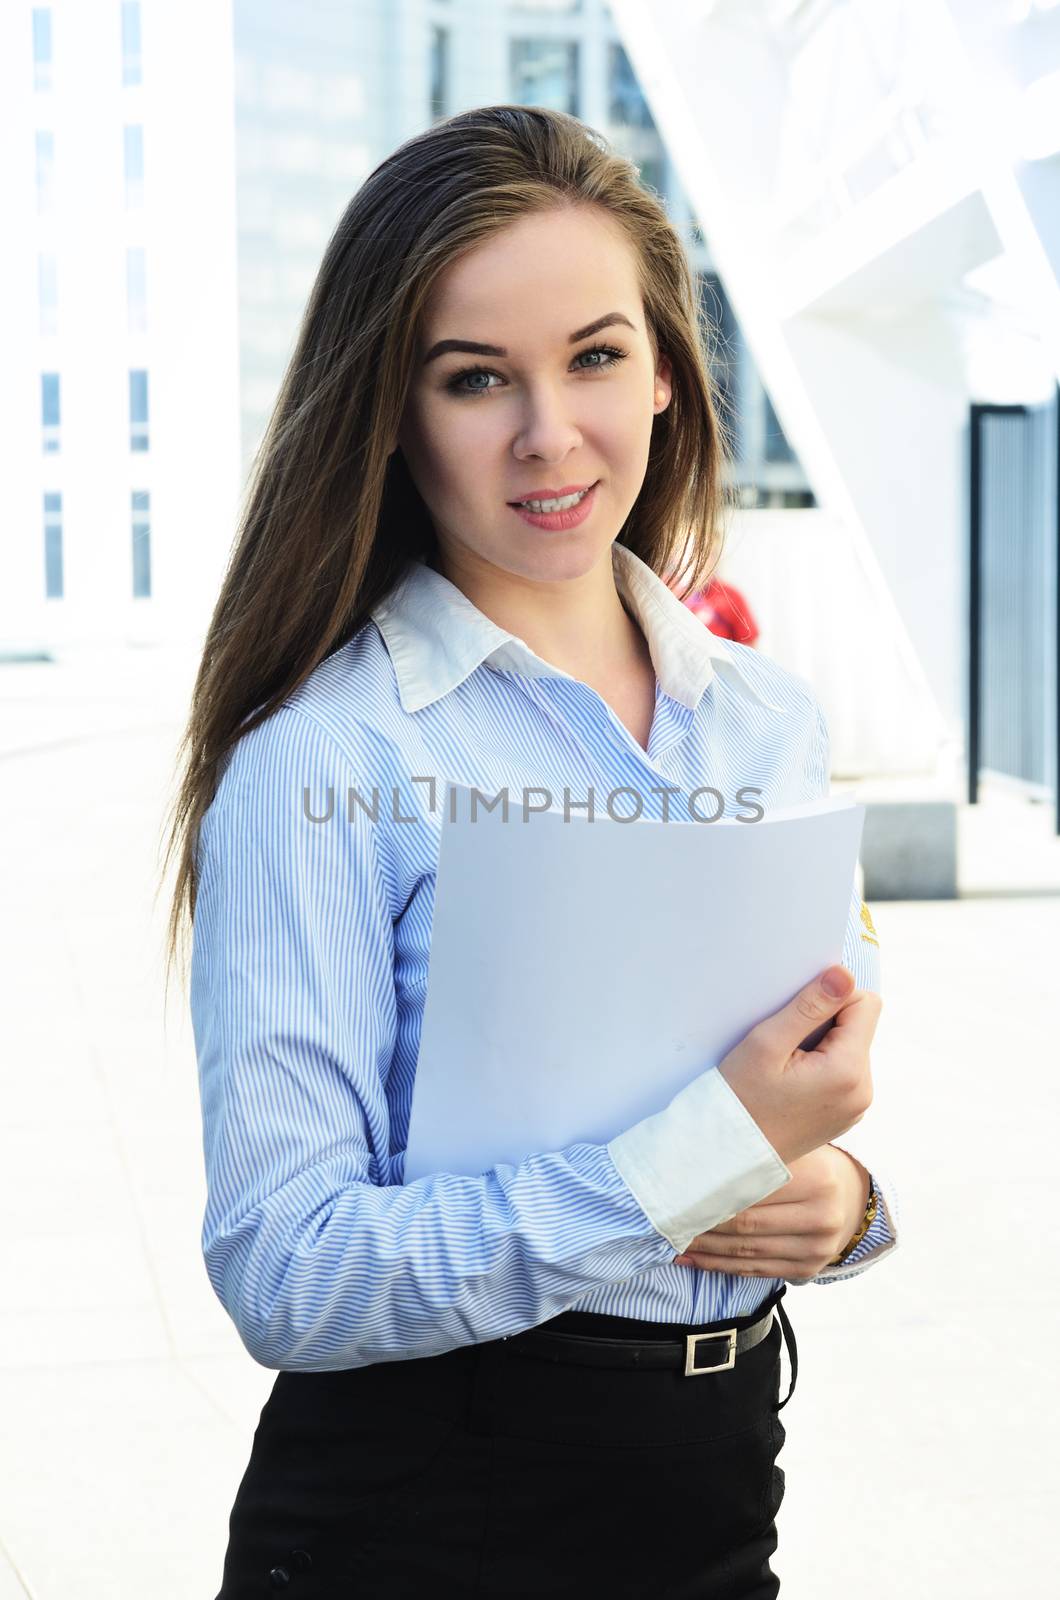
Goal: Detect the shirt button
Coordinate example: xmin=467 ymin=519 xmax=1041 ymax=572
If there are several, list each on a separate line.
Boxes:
xmin=289 ymin=1549 xmax=313 ymax=1572
xmin=268 ymin=1567 xmax=291 ymax=1589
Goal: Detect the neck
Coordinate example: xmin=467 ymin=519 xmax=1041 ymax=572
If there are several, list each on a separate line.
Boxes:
xmin=432 ymin=543 xmax=649 ymax=685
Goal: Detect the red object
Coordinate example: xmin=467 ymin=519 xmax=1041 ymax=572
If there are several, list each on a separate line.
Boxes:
xmin=674 ymin=577 xmax=760 ymax=646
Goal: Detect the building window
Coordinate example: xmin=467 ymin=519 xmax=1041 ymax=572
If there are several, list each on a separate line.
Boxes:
xmin=41 ymin=372 xmax=60 ymax=453
xmin=35 ymin=129 xmax=55 ymax=212
xmin=124 ymin=124 xmax=144 ymax=207
xmin=38 ymin=253 xmax=58 ymax=335
xmin=33 ymin=7 xmax=52 ymax=91
xmin=131 ymin=490 xmax=151 ymax=598
xmin=430 ymin=25 xmax=449 ymax=122
xmin=763 ymin=390 xmax=796 ymax=464
xmin=510 ymin=39 xmax=579 ymax=115
xmin=605 ymin=42 xmax=666 ymax=198
xmin=608 ymin=43 xmax=655 ymax=129
xmin=636 ymin=154 xmax=665 ymax=196
xmin=121 ymin=1 xmax=142 ymax=86
xmin=126 ymin=247 xmax=147 ymax=333
xmin=698 ymin=272 xmax=740 ymax=457
xmin=129 ymin=369 xmax=149 ymax=451
xmin=44 ymin=492 xmax=63 ymax=598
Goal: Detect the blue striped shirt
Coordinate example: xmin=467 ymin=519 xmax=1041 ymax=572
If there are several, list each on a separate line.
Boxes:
xmin=190 ymin=541 xmax=898 ymax=1370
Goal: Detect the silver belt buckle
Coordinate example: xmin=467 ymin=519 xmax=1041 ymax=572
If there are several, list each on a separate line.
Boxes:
xmin=685 ymin=1327 xmax=737 ymax=1376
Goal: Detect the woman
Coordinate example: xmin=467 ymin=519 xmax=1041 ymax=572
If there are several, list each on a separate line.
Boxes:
xmin=163 ymin=105 xmax=898 ymax=1597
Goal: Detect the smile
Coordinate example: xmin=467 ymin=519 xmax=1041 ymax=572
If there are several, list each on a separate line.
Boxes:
xmin=512 ymin=487 xmax=592 ymax=513
xmin=508 ymin=481 xmax=600 ymax=531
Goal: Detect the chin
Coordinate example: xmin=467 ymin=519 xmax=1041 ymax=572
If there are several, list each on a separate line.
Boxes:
xmin=508 ymin=537 xmax=608 ymax=581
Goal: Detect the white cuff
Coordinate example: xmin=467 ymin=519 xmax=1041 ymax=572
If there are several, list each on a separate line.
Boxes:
xmin=607 ymin=1066 xmax=791 ymax=1253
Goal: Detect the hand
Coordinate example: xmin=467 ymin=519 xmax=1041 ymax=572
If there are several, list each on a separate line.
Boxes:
xmin=717 ymin=965 xmax=881 ymax=1166
xmin=671 ymin=1145 xmax=872 ymax=1282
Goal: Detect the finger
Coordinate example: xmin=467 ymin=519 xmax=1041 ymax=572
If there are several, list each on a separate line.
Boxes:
xmin=751 ymin=965 xmax=856 ymax=1058
xmin=813 ymin=989 xmax=882 ymax=1053
xmin=695 ymin=1210 xmax=835 ymax=1252
xmin=676 ymin=1240 xmax=824 ymax=1269
xmin=673 ymin=1255 xmax=818 ymax=1278
xmin=708 ymin=1202 xmax=820 ymax=1235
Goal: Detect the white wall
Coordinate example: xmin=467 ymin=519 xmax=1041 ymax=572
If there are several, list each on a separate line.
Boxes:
xmin=719 ymin=508 xmax=953 ymax=780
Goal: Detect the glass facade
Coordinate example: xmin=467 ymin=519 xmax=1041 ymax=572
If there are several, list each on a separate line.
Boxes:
xmin=430 ymin=25 xmax=449 ymax=121
xmin=695 ymin=272 xmax=807 ymax=501
xmin=510 ymin=38 xmax=579 ymax=114
xmin=122 ymin=1 xmax=143 ymax=86
xmin=608 ymin=41 xmax=655 ymax=128
xmin=41 ymin=372 xmax=60 ymax=453
xmin=33 ymin=7 xmax=52 ymax=91
xmin=698 ymin=272 xmax=739 ymax=452
xmin=606 ymin=41 xmax=665 ymax=194
xmin=129 ymin=369 xmax=149 ymax=451
xmin=763 ymin=389 xmax=797 ymax=465
xmin=131 ymin=490 xmax=151 ymax=597
xmin=43 ymin=492 xmax=62 ymax=598
xmin=17 ymin=0 xmax=807 ymax=626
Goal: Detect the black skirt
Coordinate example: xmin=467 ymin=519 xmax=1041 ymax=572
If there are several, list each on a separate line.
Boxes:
xmin=214 ymin=1283 xmax=796 ymax=1598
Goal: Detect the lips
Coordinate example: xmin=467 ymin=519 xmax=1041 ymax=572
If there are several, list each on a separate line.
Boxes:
xmin=507 ymin=482 xmax=595 ymax=504
xmin=508 ymin=480 xmax=600 ymax=530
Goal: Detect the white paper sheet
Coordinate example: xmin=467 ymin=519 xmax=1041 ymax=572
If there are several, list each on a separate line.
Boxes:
xmin=402 ymin=783 xmax=865 ymax=1183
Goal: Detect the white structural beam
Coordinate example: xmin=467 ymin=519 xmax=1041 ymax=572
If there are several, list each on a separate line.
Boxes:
xmin=610 ymin=0 xmax=1060 ymax=780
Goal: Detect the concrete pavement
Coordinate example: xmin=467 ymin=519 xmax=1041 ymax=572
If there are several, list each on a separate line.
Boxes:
xmin=1 ymin=643 xmax=1057 ymax=1597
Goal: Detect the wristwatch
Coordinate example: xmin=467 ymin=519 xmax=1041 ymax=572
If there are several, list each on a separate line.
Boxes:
xmin=826 ymin=1174 xmax=879 ymax=1266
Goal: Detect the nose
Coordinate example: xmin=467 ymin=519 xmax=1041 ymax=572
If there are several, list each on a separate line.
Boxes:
xmin=512 ymin=382 xmax=583 ymax=463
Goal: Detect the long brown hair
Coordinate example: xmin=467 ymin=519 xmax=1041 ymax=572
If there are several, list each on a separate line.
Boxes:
xmin=158 ymin=103 xmax=735 ymax=997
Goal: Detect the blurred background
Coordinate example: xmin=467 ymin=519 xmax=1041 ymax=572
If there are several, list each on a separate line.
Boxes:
xmin=1 ymin=1 xmax=1058 ymax=1595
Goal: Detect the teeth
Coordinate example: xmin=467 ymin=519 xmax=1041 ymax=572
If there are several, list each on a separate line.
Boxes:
xmin=516 ymin=487 xmax=590 ymax=513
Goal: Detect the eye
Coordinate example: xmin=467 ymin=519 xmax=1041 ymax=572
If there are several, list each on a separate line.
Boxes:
xmin=444 ymin=342 xmax=629 ymax=399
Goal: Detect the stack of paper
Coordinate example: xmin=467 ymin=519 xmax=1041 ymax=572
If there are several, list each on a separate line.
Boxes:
xmin=403 ymin=784 xmax=864 ymax=1184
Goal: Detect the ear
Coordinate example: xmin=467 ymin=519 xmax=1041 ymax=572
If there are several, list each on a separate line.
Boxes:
xmin=653 ymin=353 xmax=673 ymax=414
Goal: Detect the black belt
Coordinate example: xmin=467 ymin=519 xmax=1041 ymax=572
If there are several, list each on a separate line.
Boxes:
xmin=501 ymin=1286 xmax=798 ymax=1408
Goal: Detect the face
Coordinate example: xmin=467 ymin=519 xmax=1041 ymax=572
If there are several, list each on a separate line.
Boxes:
xmin=393 ymin=205 xmax=672 ymax=592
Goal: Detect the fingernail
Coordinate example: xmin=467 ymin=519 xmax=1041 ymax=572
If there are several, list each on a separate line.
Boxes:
xmin=822 ymin=966 xmax=852 ymax=997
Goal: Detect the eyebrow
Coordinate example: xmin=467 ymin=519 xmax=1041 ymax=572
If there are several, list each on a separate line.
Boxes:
xmin=422 ymin=311 xmax=637 ymax=364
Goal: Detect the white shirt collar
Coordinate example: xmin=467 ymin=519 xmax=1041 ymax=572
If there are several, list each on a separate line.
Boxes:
xmin=370 ymin=541 xmax=785 ymax=715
